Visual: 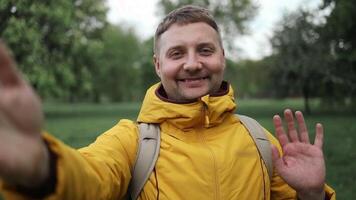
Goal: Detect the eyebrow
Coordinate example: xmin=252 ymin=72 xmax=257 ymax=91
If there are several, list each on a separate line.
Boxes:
xmin=197 ymin=42 xmax=216 ymax=49
xmin=165 ymin=41 xmax=216 ymax=53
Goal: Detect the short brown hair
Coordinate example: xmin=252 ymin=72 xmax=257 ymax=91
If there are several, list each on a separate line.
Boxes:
xmin=154 ymin=5 xmax=222 ymax=54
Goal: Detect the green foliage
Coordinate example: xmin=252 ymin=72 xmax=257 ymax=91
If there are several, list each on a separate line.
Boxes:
xmin=225 ymin=57 xmax=274 ymax=98
xmin=318 ymin=0 xmax=356 ymax=109
xmin=0 ymin=0 xmax=108 ymax=101
xmin=269 ymin=10 xmax=327 ymax=113
xmin=95 ymin=25 xmax=144 ymax=102
xmin=0 ymin=1 xmax=159 ymax=103
xmin=268 ymin=1 xmax=356 ymax=112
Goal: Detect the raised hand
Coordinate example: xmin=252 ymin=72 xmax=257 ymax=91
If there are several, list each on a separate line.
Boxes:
xmin=0 ymin=41 xmax=49 ymax=188
xmin=271 ymin=109 xmax=325 ymax=200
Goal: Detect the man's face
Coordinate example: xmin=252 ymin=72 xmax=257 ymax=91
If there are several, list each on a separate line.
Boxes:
xmin=154 ymin=22 xmax=225 ymax=102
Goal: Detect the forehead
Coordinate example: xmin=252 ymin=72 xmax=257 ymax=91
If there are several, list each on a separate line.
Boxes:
xmin=158 ymin=22 xmax=221 ymax=53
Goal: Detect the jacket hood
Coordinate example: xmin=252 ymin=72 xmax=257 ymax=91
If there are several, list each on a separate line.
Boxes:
xmin=137 ymin=81 xmax=237 ymax=130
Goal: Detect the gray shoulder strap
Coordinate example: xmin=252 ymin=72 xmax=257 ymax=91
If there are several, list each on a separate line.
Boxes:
xmin=129 ymin=123 xmax=161 ymax=200
xmin=237 ymin=114 xmax=273 ymax=179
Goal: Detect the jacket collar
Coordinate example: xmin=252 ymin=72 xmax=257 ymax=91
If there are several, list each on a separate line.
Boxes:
xmin=137 ymin=81 xmax=236 ymax=130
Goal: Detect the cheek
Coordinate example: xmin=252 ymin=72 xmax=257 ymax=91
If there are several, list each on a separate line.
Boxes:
xmin=160 ymin=61 xmax=181 ymax=79
xmin=208 ymin=58 xmax=225 ymax=73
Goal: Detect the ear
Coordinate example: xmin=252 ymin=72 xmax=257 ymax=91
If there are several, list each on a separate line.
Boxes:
xmin=153 ymin=54 xmax=161 ymax=78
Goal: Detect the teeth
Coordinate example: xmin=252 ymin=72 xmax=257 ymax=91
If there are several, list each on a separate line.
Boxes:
xmin=186 ymin=78 xmax=201 ymax=81
xmin=181 ymin=77 xmax=206 ymax=81
xmin=177 ymin=77 xmax=208 ymax=82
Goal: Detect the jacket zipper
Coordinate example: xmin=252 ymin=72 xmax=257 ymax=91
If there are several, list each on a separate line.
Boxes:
xmin=200 ymin=103 xmax=220 ymax=200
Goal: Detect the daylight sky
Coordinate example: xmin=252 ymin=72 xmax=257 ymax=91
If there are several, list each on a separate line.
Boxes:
xmin=106 ymin=0 xmax=322 ymax=60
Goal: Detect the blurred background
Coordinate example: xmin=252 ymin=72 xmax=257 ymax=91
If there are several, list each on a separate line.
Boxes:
xmin=0 ymin=0 xmax=355 ymax=199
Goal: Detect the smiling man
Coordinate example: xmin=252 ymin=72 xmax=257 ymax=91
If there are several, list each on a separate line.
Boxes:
xmin=154 ymin=21 xmax=225 ymax=102
xmin=0 ymin=5 xmax=335 ymax=200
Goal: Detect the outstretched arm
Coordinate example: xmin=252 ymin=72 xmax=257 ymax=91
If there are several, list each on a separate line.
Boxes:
xmin=0 ymin=42 xmax=137 ymax=200
xmin=271 ymin=109 xmax=325 ymax=200
xmin=0 ymin=41 xmax=49 ymax=188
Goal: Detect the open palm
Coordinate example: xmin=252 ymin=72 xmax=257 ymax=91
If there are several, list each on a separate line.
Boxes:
xmin=272 ymin=109 xmax=325 ymax=200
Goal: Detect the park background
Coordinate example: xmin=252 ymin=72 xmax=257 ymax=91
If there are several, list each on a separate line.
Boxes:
xmin=1 ymin=0 xmax=355 ymax=199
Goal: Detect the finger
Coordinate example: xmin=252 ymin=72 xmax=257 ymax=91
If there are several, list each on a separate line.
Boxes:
xmin=314 ymin=123 xmax=324 ymax=149
xmin=0 ymin=41 xmax=22 ymax=87
xmin=273 ymin=115 xmax=289 ymax=147
xmin=284 ymin=109 xmax=299 ymax=142
xmin=295 ymin=111 xmax=310 ymax=143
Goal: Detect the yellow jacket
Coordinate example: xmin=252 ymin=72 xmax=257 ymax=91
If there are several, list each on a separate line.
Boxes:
xmin=2 ymin=83 xmax=335 ymax=200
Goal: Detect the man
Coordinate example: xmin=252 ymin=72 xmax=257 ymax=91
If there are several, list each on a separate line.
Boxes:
xmin=0 ymin=5 xmax=335 ymax=200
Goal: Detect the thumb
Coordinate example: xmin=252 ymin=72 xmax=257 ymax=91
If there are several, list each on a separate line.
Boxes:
xmin=271 ymin=144 xmax=284 ymax=170
xmin=271 ymin=144 xmax=280 ymax=161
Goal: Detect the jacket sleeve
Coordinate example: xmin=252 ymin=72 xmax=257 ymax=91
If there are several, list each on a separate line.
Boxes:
xmin=265 ymin=131 xmax=336 ymax=200
xmin=1 ymin=119 xmax=139 ymax=200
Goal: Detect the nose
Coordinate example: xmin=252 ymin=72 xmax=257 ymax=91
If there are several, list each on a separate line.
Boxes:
xmin=183 ymin=52 xmax=202 ymax=72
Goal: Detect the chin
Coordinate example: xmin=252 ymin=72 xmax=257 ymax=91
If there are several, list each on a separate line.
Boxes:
xmin=181 ymin=90 xmax=210 ymax=100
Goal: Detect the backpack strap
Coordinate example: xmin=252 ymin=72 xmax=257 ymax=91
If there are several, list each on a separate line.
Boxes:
xmin=129 ymin=123 xmax=161 ymax=200
xmin=237 ymin=114 xmax=273 ymax=179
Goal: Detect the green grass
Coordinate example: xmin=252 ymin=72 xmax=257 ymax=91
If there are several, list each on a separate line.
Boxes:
xmin=1 ymin=99 xmax=354 ymax=199
xmin=43 ymin=102 xmax=141 ymax=148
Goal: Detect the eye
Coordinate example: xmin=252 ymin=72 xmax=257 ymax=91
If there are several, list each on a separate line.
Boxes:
xmin=168 ymin=50 xmax=184 ymax=59
xmin=199 ymin=47 xmax=214 ymax=56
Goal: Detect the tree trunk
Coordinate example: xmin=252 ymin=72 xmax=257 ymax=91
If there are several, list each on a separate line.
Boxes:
xmin=303 ymin=83 xmax=311 ymax=114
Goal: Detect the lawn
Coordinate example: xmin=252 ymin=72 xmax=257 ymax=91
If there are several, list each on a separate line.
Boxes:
xmin=2 ymin=99 xmax=354 ymax=199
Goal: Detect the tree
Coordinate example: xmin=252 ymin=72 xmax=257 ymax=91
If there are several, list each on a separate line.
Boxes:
xmin=0 ymin=0 xmax=108 ymax=101
xmin=65 ymin=0 xmax=108 ymax=102
xmin=224 ymin=57 xmax=273 ymax=99
xmin=96 ymin=24 xmax=143 ymax=102
xmin=158 ymin=0 xmax=258 ymax=50
xmin=270 ymin=10 xmax=327 ymax=114
xmin=318 ymin=0 xmax=356 ymax=110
